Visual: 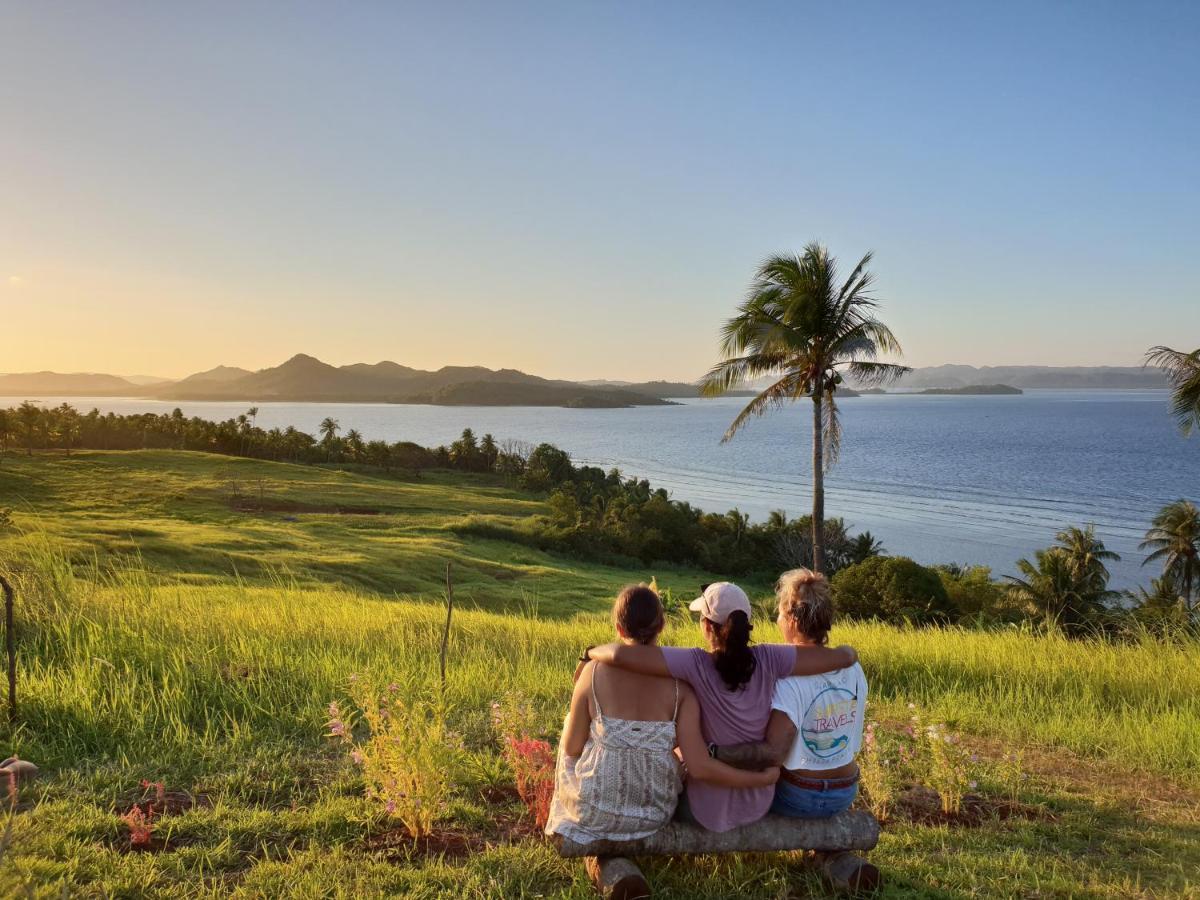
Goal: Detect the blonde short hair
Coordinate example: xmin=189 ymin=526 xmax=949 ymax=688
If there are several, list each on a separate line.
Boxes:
xmin=775 ymin=568 xmax=833 ymax=644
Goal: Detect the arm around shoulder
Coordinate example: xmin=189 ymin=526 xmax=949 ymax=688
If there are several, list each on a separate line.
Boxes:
xmin=790 ymin=643 xmax=857 ymax=677
xmin=585 ymin=642 xmax=671 ymax=677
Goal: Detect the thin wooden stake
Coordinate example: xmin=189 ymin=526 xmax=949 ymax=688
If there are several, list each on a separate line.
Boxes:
xmin=439 ymin=562 xmax=453 ymax=698
xmin=0 ymin=575 xmax=15 ymax=724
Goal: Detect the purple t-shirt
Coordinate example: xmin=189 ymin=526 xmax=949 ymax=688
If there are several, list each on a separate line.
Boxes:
xmin=662 ymin=643 xmax=796 ymax=832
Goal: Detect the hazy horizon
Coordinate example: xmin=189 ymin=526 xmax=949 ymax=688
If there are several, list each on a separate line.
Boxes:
xmin=0 ymin=352 xmax=1175 ymax=385
xmin=4 ymin=3 xmax=1197 ymax=380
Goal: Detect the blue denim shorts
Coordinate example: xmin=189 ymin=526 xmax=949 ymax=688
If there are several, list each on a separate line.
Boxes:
xmin=770 ymin=779 xmax=858 ymax=819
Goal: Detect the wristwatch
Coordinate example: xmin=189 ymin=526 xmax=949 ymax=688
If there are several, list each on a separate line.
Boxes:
xmin=578 ymin=645 xmax=594 ymax=664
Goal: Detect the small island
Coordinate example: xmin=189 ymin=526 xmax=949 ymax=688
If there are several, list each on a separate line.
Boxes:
xmin=917 ymin=384 xmax=1023 ymax=395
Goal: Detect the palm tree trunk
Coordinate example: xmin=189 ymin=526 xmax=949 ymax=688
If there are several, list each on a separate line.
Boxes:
xmin=811 ymin=393 xmax=825 ymax=573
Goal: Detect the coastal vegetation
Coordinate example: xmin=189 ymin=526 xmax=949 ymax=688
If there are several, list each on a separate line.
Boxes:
xmin=700 ymin=243 xmax=910 ymax=572
xmin=2 ymin=403 xmax=1193 ymax=633
xmin=0 ymin=451 xmax=1198 ymax=896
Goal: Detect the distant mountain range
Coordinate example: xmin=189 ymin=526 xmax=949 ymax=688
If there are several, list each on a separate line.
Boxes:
xmin=0 ymin=359 xmax=1170 ymax=406
xmin=0 ymin=355 xmax=678 ymax=408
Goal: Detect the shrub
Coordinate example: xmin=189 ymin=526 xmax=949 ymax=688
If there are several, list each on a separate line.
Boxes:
xmin=521 ymin=444 xmax=574 ymax=491
xmin=937 ymin=564 xmax=1022 ymax=623
xmin=328 ymin=679 xmax=465 ymax=839
xmin=920 ymin=721 xmax=976 ymax=814
xmin=503 ymin=736 xmax=556 ymax=828
xmin=491 ymin=695 xmax=557 ymax=828
xmin=833 ymin=556 xmax=955 ymax=623
xmin=857 ymin=721 xmax=895 ymax=820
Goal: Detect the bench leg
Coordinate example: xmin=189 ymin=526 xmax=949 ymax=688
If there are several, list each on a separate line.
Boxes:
xmin=584 ymin=855 xmax=651 ymax=899
xmin=816 ymin=851 xmax=881 ymax=895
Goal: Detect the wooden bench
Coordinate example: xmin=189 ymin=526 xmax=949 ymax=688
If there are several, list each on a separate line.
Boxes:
xmin=555 ymin=809 xmax=881 ymax=897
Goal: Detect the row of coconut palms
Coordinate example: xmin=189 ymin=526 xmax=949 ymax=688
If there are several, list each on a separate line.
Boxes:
xmin=700 ymin=242 xmax=1200 ymax=623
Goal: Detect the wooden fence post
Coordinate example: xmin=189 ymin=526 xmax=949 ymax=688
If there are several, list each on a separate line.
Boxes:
xmin=439 ymin=562 xmax=453 ymax=698
xmin=0 ymin=575 xmax=14 ymax=724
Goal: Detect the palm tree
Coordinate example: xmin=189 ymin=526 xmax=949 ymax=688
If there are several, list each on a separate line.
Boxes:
xmin=1006 ymin=547 xmax=1098 ymax=633
xmin=318 ymin=417 xmax=340 ymax=460
xmin=0 ymin=409 xmax=13 ymax=464
xmin=1145 ymin=346 xmax=1200 ymax=435
xmin=847 ymin=531 xmax=886 ymax=564
xmin=57 ymin=405 xmax=81 ymax=456
xmin=344 ymin=429 xmax=365 ymax=462
xmin=702 ymin=243 xmax=909 ymax=571
xmin=1140 ymin=500 xmax=1200 ymax=615
xmin=17 ymin=401 xmax=41 ymax=456
xmin=1053 ymin=525 xmax=1119 ymax=597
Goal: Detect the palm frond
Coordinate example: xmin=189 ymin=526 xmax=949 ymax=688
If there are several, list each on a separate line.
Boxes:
xmin=700 ymin=350 xmax=793 ymax=396
xmin=719 ymin=372 xmax=807 ymax=443
xmin=1145 ymin=345 xmax=1200 ymax=435
xmin=821 ymin=388 xmax=841 ymax=467
xmin=844 ymin=361 xmax=912 ymax=387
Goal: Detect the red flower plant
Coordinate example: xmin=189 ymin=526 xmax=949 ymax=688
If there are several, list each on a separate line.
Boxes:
xmin=503 ymin=735 xmax=555 ymax=828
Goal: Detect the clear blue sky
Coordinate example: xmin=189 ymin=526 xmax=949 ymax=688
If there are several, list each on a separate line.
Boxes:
xmin=3 ymin=1 xmax=1197 ymax=379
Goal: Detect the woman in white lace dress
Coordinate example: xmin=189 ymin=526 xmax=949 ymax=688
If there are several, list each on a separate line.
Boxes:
xmin=545 ymin=584 xmax=779 ymax=844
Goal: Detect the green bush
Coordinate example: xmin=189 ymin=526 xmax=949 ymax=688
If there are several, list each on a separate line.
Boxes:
xmin=833 ymin=556 xmax=955 ymax=624
xmin=936 ymin=564 xmax=1024 ymax=623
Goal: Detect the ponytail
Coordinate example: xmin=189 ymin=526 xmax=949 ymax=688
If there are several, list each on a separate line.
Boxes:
xmin=709 ymin=610 xmax=756 ymax=691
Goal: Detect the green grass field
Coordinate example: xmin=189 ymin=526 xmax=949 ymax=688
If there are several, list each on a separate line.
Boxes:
xmin=1 ymin=452 xmax=1197 ymax=898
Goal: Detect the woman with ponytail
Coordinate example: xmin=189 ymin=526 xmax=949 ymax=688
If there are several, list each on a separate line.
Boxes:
xmin=584 ymin=582 xmax=856 ymax=832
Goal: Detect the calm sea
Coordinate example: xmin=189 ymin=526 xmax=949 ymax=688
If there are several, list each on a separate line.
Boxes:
xmin=6 ymin=391 xmax=1195 ymax=589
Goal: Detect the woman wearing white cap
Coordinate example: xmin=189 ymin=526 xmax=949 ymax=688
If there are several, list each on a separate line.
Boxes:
xmin=583 ymin=581 xmax=857 ymax=833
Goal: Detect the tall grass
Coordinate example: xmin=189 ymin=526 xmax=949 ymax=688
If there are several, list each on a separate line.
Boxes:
xmin=5 ymin=550 xmax=1198 ymax=785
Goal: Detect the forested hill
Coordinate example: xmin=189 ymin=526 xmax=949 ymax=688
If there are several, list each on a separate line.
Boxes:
xmin=149 ymin=355 xmax=673 ymax=406
xmin=891 ymin=365 xmax=1168 ymax=389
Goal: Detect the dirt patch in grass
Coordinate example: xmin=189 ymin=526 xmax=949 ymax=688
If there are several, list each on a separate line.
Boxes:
xmin=229 ymin=498 xmax=383 ymax=516
xmin=119 ymin=788 xmax=212 ymax=818
xmin=366 ymin=825 xmax=490 ymax=861
xmin=887 ymin=785 xmax=1055 ymax=828
xmin=366 ymin=805 xmax=544 ymax=863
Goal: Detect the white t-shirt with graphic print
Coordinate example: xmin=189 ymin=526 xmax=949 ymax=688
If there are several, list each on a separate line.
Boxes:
xmin=771 ymin=662 xmax=867 ymax=771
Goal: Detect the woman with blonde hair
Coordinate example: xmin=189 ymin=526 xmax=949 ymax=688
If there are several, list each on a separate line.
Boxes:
xmin=712 ymin=568 xmax=867 ymax=818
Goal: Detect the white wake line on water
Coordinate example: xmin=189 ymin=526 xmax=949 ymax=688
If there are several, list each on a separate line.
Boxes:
xmin=571 ymin=455 xmax=1154 ymax=541
xmin=576 ymin=452 xmax=1172 ymax=511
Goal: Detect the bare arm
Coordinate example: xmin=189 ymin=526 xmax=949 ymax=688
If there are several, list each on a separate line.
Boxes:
xmin=791 ymin=644 xmax=857 ymax=677
xmin=714 ymin=710 xmax=798 ymax=770
xmin=559 ymin=662 xmax=595 ymax=758
xmin=585 ymin=642 xmax=671 ymax=678
xmin=675 ymin=688 xmax=779 ymax=789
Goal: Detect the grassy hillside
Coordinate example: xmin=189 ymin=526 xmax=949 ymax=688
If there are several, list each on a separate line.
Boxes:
xmin=0 ymin=452 xmax=1197 ymax=898
xmin=0 ymin=451 xmax=730 ymax=615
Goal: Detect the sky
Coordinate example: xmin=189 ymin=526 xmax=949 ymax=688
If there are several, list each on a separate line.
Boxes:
xmin=2 ymin=1 xmax=1198 ymax=381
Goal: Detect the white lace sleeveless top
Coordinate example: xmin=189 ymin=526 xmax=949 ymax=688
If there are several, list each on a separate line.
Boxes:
xmin=544 ymin=665 xmax=683 ymax=843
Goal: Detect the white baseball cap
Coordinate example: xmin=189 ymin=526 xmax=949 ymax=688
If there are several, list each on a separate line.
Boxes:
xmin=689 ymin=582 xmax=752 ymax=624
